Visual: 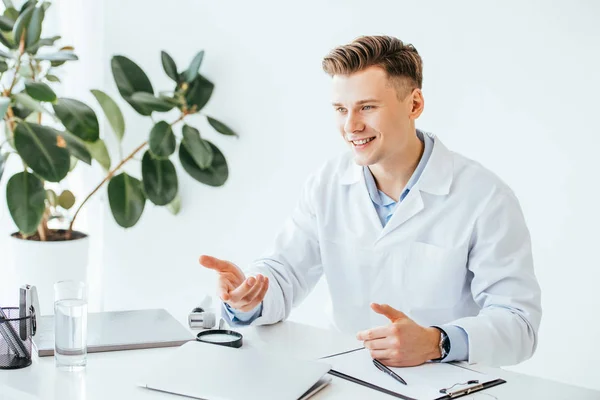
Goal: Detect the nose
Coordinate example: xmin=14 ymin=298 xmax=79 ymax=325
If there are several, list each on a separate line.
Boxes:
xmin=344 ymin=111 xmax=365 ymax=136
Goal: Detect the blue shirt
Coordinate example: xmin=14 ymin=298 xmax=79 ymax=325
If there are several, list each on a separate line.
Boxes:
xmin=223 ymin=130 xmax=469 ymax=362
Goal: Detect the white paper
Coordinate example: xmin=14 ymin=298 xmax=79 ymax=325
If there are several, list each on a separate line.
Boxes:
xmin=326 ymin=349 xmax=500 ymax=399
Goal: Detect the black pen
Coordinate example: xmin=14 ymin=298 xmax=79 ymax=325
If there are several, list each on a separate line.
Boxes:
xmin=373 ymin=358 xmax=407 ymax=385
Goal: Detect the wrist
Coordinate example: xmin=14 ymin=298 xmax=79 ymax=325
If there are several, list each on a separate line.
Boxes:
xmin=425 ymin=327 xmax=442 ymax=360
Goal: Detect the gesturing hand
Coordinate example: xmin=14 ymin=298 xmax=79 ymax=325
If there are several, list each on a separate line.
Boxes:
xmin=199 ymin=255 xmax=269 ymax=312
xmin=356 ymin=303 xmax=442 ymax=367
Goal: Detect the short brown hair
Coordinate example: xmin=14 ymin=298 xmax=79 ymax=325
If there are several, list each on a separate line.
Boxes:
xmin=322 ymin=35 xmax=423 ymax=98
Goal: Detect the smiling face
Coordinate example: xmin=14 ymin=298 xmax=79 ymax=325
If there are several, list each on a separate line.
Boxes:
xmin=331 ymin=66 xmax=424 ymax=167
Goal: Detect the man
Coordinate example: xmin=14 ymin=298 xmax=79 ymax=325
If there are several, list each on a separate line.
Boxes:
xmin=200 ymin=35 xmax=541 ymax=367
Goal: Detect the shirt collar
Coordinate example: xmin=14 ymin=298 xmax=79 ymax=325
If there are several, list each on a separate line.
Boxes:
xmin=340 ymin=130 xmax=453 ymax=196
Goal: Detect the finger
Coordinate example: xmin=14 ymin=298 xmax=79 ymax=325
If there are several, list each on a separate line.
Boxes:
xmin=240 ymin=275 xmax=266 ymax=302
xmin=371 ymin=303 xmax=407 ymax=323
xmin=363 ymin=337 xmax=395 ymax=351
xmin=244 ymin=276 xmax=269 ymax=306
xmin=227 ymin=276 xmax=258 ymax=303
xmin=218 ymin=281 xmax=236 ymax=301
xmin=356 ymin=325 xmax=392 ymax=341
xmin=199 ymin=255 xmax=239 ymax=275
xmin=369 ymin=349 xmax=394 ymax=361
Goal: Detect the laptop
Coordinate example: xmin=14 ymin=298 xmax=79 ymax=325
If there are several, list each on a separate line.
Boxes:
xmin=140 ymin=340 xmax=332 ymax=400
xmin=33 ymin=308 xmax=194 ymax=356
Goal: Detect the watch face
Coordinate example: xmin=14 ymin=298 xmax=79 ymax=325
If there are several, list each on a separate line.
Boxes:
xmin=441 ymin=332 xmax=450 ymax=356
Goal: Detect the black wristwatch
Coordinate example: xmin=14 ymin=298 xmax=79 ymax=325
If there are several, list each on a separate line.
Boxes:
xmin=431 ymin=326 xmax=451 ymax=362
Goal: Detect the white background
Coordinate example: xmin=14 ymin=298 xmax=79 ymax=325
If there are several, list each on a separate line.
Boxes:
xmin=0 ymin=0 xmax=599 ymax=391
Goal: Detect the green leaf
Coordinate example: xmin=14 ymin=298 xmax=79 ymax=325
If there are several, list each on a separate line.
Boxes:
xmin=91 ymin=89 xmax=125 ymax=142
xmin=184 ymin=50 xmax=204 ymax=83
xmin=34 ymin=50 xmax=78 ymax=62
xmin=3 ymin=7 xmax=19 ymax=22
xmin=0 ymin=151 xmax=7 ymax=183
xmin=58 ymin=189 xmax=75 ymax=210
xmin=0 ymin=15 xmax=15 ymax=31
xmin=149 ymin=121 xmax=175 ymax=158
xmin=25 ymin=5 xmax=43 ymax=48
xmin=25 ymin=81 xmax=56 ymax=102
xmin=45 ymin=188 xmax=57 ymax=207
xmin=19 ymin=1 xmax=35 ymax=13
xmin=14 ymin=122 xmax=70 ymax=182
xmin=0 ymin=97 xmax=10 ymax=119
xmin=181 ymin=124 xmax=213 ymax=169
xmin=0 ymin=60 xmax=7 ymax=72
xmin=69 ymin=155 xmax=77 ymax=171
xmin=0 ymin=31 xmax=15 ymax=49
xmin=11 ymin=102 xmax=32 ymax=120
xmin=207 ymin=116 xmax=238 ymax=137
xmin=111 ymin=55 xmax=154 ymax=116
xmin=12 ymin=4 xmax=33 ymax=45
xmin=161 ymin=50 xmax=178 ymax=82
xmin=6 ymin=171 xmax=45 ymax=235
xmin=45 ymin=73 xmax=59 ymax=82
xmin=0 ymin=49 xmax=13 ymax=58
xmin=141 ymin=151 xmax=178 ymax=206
xmin=130 ymin=92 xmax=174 ymax=112
xmin=59 ymin=130 xmax=92 ymax=165
xmin=52 ymin=98 xmax=99 ymax=142
xmin=108 ymin=173 xmax=146 ymax=228
xmin=85 ymin=139 xmax=111 ymax=171
xmin=13 ymin=92 xmax=52 ymax=118
xmin=179 ymin=139 xmax=228 ymax=187
xmin=27 ymin=35 xmax=61 ymax=53
xmin=184 ymin=74 xmax=213 ymax=112
xmin=166 ymin=193 xmax=181 ymax=215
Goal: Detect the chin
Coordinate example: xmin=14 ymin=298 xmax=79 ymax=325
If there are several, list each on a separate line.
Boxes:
xmin=352 ymin=153 xmax=375 ymax=167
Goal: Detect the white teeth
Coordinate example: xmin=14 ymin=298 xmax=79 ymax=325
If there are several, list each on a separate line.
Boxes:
xmin=352 ymin=137 xmax=375 ymax=145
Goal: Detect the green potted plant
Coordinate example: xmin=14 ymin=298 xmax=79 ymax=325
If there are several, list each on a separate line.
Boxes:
xmin=0 ymin=0 xmax=237 ymax=313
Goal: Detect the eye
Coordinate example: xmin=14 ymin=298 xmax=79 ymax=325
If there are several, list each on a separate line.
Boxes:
xmin=362 ymin=105 xmax=374 ymax=111
xmin=336 ymin=107 xmax=347 ymax=113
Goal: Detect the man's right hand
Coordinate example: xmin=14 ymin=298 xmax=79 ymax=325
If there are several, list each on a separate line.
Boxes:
xmin=199 ymin=255 xmax=269 ymax=312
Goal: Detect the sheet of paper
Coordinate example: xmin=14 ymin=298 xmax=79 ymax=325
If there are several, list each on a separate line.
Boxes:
xmin=326 ymin=349 xmax=500 ymax=400
xmin=0 ymin=384 xmax=41 ymax=400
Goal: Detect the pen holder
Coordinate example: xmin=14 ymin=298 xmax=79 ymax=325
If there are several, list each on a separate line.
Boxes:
xmin=0 ymin=307 xmax=32 ymax=369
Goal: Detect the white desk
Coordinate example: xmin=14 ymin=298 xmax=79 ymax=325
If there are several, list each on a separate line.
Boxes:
xmin=1 ymin=320 xmax=599 ymax=400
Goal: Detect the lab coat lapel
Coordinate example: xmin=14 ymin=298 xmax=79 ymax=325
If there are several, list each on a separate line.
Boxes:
xmin=377 ymin=189 xmax=424 ymax=241
xmin=340 ymin=160 xmax=382 ymax=240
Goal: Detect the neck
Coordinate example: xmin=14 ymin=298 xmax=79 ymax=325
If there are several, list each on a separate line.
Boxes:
xmin=369 ymin=131 xmax=424 ymax=201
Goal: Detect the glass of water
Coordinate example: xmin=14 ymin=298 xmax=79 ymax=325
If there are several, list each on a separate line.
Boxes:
xmin=54 ymin=280 xmax=88 ymax=371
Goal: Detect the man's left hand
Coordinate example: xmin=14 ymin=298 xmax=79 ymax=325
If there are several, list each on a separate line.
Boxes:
xmin=356 ymin=303 xmax=442 ymax=367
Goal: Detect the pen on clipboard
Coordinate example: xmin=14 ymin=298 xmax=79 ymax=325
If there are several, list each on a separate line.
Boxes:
xmin=372 ymin=358 xmax=407 ymax=385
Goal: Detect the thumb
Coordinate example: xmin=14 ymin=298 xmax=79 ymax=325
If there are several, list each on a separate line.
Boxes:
xmin=199 ymin=255 xmax=240 ymax=275
xmin=371 ymin=303 xmax=408 ymax=322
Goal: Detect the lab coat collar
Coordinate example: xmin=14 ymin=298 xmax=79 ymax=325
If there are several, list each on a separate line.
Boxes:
xmin=339 ymin=132 xmax=453 ymax=197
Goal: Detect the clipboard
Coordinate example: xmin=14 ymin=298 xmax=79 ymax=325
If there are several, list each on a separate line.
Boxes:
xmin=323 ymin=348 xmax=506 ymax=400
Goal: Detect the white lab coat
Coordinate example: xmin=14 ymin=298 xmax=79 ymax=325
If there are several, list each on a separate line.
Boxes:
xmin=244 ymin=133 xmax=542 ymax=367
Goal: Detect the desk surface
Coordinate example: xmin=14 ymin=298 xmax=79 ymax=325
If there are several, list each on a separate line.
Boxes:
xmin=1 ymin=319 xmax=599 ymax=400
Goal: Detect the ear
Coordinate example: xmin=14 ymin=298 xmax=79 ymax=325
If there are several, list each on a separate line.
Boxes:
xmin=408 ymin=88 xmax=424 ymax=120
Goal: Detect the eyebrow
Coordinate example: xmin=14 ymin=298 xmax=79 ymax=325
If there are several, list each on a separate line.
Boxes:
xmin=331 ymin=99 xmax=380 ymax=107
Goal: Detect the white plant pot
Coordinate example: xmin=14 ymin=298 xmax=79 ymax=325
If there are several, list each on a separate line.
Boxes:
xmin=6 ymin=231 xmax=90 ymax=316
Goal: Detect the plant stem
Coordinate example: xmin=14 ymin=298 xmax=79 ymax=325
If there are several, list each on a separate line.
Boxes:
xmin=37 ymin=208 xmax=48 ymax=241
xmin=68 ymin=140 xmax=148 ymax=233
xmin=170 ymin=112 xmax=187 ymax=127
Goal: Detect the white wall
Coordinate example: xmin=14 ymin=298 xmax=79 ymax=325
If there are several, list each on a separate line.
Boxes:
xmin=1 ymin=0 xmax=599 ymax=391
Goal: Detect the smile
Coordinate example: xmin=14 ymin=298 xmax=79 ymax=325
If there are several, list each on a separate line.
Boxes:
xmin=351 ymin=137 xmax=375 ymax=146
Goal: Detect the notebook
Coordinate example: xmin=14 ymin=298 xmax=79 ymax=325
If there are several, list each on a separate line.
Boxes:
xmin=33 ymin=309 xmax=194 ymax=356
xmin=323 ymin=348 xmax=506 ymax=400
xmin=140 ymin=340 xmax=332 ymax=400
